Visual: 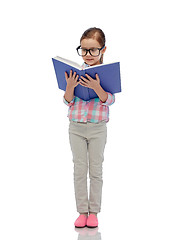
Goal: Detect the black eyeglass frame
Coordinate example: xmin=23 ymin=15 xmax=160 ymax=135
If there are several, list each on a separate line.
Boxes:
xmin=76 ymin=45 xmax=105 ymax=57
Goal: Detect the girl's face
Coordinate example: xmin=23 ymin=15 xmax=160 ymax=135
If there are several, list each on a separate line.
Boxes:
xmin=80 ymin=38 xmax=106 ymax=66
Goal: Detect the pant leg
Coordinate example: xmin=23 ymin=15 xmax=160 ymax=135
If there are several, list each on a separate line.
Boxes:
xmin=69 ymin=122 xmax=89 ymax=213
xmin=87 ymin=122 xmax=107 ymax=213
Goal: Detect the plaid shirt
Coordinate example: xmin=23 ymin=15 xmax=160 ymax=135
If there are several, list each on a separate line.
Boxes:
xmin=63 ymin=92 xmax=115 ymax=123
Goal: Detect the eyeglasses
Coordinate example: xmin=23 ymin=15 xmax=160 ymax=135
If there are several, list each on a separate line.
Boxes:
xmin=76 ymin=45 xmax=105 ymax=57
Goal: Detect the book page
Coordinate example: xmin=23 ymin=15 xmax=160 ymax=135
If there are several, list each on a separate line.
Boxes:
xmin=53 ymin=56 xmax=81 ymax=70
xmin=85 ymin=61 xmax=118 ymax=70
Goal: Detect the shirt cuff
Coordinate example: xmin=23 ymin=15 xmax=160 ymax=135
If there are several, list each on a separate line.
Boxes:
xmin=63 ymin=96 xmax=75 ymax=106
xmin=101 ymin=92 xmax=115 ymax=106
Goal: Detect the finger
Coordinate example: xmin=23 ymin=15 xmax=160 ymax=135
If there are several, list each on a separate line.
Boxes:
xmin=73 ymin=71 xmax=76 ymax=78
xmin=95 ymin=73 xmax=99 ymax=79
xmin=79 ymin=80 xmax=87 ymax=86
xmin=69 ymin=70 xmax=72 ymax=78
xmin=75 ymin=75 xmax=79 ymax=85
xmin=75 ymin=74 xmax=79 ymax=81
xmin=85 ymin=74 xmax=93 ymax=81
xmin=95 ymin=74 xmax=100 ymax=82
xmin=65 ymin=72 xmax=68 ymax=80
xmin=81 ymin=76 xmax=89 ymax=83
xmin=79 ymin=81 xmax=87 ymax=87
xmin=75 ymin=80 xmax=80 ymax=86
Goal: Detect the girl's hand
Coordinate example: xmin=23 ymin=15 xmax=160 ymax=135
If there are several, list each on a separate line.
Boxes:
xmin=65 ymin=70 xmax=79 ymax=89
xmin=79 ymin=74 xmax=100 ymax=90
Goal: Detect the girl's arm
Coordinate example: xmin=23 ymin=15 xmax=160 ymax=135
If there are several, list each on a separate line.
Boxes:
xmin=93 ymin=84 xmax=108 ymax=103
xmin=64 ymin=85 xmax=75 ymax=103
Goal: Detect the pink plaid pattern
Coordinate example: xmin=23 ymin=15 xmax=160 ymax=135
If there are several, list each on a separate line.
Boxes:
xmin=63 ymin=92 xmax=115 ymax=123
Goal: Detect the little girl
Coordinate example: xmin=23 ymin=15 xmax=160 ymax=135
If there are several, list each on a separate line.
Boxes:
xmin=63 ymin=27 xmax=115 ymax=228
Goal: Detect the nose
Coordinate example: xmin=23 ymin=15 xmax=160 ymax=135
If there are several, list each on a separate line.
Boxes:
xmin=86 ymin=50 xmax=91 ymax=56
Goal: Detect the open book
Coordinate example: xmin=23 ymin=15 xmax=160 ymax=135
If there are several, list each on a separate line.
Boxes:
xmin=52 ymin=56 xmax=121 ymax=101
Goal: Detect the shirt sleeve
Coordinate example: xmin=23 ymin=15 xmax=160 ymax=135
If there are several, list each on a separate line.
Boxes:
xmin=100 ymin=92 xmax=115 ymax=106
xmin=63 ymin=96 xmax=75 ymax=107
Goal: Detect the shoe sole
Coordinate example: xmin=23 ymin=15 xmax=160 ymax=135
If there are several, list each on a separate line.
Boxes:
xmin=86 ymin=225 xmax=98 ymax=228
xmin=75 ymin=225 xmax=87 ymax=228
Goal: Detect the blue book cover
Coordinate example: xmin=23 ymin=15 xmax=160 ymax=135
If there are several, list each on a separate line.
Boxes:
xmin=52 ymin=56 xmax=121 ymax=101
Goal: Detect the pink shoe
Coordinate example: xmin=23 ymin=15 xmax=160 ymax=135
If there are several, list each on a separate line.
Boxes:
xmin=74 ymin=215 xmax=88 ymax=228
xmin=87 ymin=214 xmax=98 ymax=228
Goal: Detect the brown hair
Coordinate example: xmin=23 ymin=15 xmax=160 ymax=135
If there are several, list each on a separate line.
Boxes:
xmin=80 ymin=27 xmax=106 ymax=64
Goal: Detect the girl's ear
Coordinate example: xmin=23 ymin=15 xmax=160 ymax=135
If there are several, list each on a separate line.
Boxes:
xmin=102 ymin=46 xmax=107 ymax=54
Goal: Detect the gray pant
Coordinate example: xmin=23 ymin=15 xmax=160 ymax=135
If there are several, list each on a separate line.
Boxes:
xmin=69 ymin=121 xmax=107 ymax=214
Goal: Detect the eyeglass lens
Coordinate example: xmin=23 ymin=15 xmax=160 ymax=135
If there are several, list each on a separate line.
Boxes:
xmin=78 ymin=48 xmax=100 ymax=57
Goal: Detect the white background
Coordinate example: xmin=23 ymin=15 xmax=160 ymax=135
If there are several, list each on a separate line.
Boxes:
xmin=0 ymin=0 xmax=176 ymax=239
